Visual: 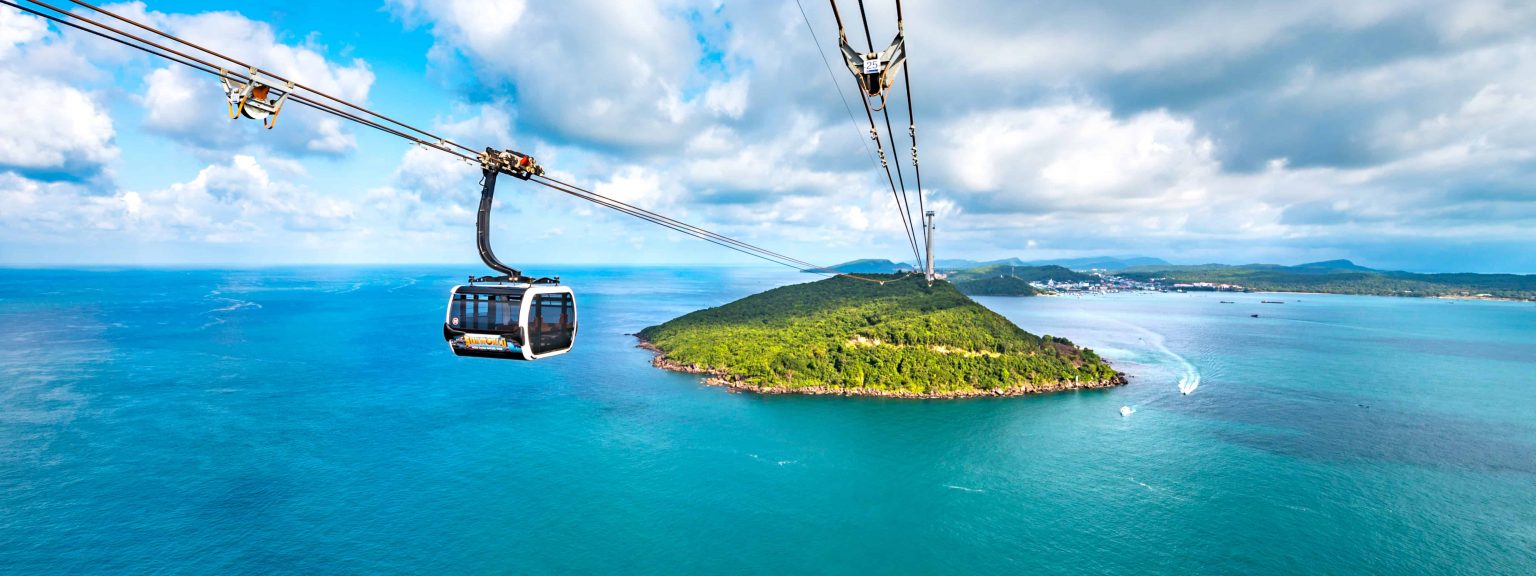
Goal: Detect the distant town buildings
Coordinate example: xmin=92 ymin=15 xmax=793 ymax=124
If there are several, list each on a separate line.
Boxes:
xmin=1167 ymin=281 xmax=1247 ymax=292
xmin=1025 ymin=274 xmax=1245 ymax=295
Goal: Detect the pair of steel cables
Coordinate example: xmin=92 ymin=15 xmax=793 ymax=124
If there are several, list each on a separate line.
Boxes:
xmin=6 ymin=0 xmax=915 ymax=283
xmin=799 ymin=0 xmax=931 ymax=274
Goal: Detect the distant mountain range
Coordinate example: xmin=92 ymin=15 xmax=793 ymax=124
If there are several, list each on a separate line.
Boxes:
xmin=806 ymin=259 xmax=918 ymax=274
xmin=810 ymin=256 xmax=1534 ymax=300
xmin=935 ymin=256 xmax=1169 ymax=271
xmin=1285 ymin=259 xmax=1377 ymax=272
xmin=946 ymin=264 xmax=1093 ymax=284
xmin=812 ymin=255 xmax=1168 ymax=274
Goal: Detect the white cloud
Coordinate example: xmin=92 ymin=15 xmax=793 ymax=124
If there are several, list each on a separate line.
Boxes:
xmin=911 ymin=97 xmax=1536 ymax=265
xmin=389 ymin=0 xmax=741 ymax=150
xmin=940 ymin=104 xmax=1215 ymax=214
xmin=0 ymin=11 xmax=116 ymax=175
xmin=593 ymin=166 xmax=670 ymax=208
xmin=0 ymin=70 xmax=116 ymax=172
xmin=99 ymin=2 xmax=375 ymax=157
xmin=394 ymin=145 xmax=480 ymax=204
xmin=364 ymin=185 xmax=473 ymax=234
xmin=359 ymin=104 xmax=554 ymax=241
xmin=703 ymin=75 xmax=751 ymax=119
xmin=1434 ymin=0 xmax=1536 ymax=42
xmin=364 ymin=105 xmax=514 ymax=232
xmin=395 ymin=0 xmax=529 ymax=56
xmin=0 ymin=7 xmax=47 ymax=58
xmin=0 ymin=155 xmax=353 ymax=247
xmin=124 ymin=155 xmax=354 ymax=238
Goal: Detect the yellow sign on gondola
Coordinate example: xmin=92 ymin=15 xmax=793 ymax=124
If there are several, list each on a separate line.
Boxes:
xmin=463 ymin=334 xmax=506 ymax=347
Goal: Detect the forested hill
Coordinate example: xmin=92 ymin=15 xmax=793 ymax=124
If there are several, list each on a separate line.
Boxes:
xmin=1118 ymin=260 xmax=1536 ymax=300
xmin=949 ymin=276 xmax=1041 ymax=296
xmin=947 ymin=265 xmax=1091 ymax=296
xmin=637 ymin=275 xmax=1123 ymax=397
xmin=948 ymin=264 xmax=1093 ymax=283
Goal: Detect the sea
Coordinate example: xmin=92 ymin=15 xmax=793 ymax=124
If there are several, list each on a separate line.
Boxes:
xmin=1 ymin=266 xmax=1533 ymax=575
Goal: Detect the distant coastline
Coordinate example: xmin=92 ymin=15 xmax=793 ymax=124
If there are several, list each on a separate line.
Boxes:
xmin=1243 ymin=290 xmax=1532 ymax=303
xmin=1429 ymin=294 xmax=1530 ymax=303
xmin=1116 ymin=260 xmax=1536 ymax=302
xmin=813 ymin=256 xmax=1536 ymax=302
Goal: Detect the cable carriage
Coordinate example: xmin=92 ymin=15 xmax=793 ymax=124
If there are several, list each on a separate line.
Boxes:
xmin=839 ymin=30 xmax=904 ymax=106
xmin=442 ymin=148 xmax=577 ymax=360
xmin=830 ymin=0 xmax=906 ymax=110
xmin=220 ymin=68 xmax=294 ymax=129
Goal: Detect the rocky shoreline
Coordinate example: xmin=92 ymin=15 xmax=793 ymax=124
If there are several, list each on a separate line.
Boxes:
xmin=635 ymin=337 xmax=1128 ymax=399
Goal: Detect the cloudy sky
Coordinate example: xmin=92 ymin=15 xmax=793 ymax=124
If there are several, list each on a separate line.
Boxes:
xmin=2 ymin=1 xmax=1534 ymax=272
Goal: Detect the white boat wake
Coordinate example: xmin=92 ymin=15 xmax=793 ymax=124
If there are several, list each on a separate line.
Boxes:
xmin=1177 ymin=370 xmax=1201 ymax=395
xmin=1112 ymin=320 xmax=1202 ymax=396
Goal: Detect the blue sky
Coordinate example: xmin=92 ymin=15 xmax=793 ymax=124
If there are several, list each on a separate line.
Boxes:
xmin=1 ymin=1 xmax=1534 ymax=273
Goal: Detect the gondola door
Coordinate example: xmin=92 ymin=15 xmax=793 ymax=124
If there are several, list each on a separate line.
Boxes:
xmin=524 ymin=289 xmax=576 ymax=359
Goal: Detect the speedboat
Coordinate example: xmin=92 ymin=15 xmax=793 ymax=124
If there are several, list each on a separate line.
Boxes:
xmin=1119 ymin=406 xmax=1135 ymax=417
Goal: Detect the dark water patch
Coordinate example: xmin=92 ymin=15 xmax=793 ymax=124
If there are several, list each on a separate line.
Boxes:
xmin=1367 ymin=335 xmax=1536 ymax=363
xmin=1178 ymin=382 xmax=1536 ymax=475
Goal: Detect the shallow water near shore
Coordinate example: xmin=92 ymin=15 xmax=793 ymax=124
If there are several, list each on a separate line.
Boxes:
xmin=2 ymin=266 xmax=1533 ymax=574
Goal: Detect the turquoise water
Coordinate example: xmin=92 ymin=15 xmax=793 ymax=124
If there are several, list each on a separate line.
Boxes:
xmin=2 ymin=267 xmax=1533 ymax=574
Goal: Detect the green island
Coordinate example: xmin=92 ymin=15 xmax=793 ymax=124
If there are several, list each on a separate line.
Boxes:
xmin=636 ymin=274 xmax=1124 ymax=397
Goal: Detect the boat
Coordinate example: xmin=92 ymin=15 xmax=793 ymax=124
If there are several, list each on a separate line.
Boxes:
xmin=1178 ymin=376 xmax=1199 ymax=395
xmin=1219 ymin=300 xmax=1235 ymax=304
xmin=1261 ymin=300 xmax=1285 ymax=304
xmin=1119 ymin=406 xmax=1135 ymax=417
xmin=1250 ymin=314 xmax=1259 ymax=318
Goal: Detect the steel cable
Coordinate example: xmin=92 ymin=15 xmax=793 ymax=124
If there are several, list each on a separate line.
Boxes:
xmin=7 ymin=0 xmax=902 ymax=283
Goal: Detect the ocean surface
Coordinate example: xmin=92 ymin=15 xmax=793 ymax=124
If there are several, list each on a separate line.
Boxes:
xmin=1 ymin=266 xmax=1533 ymax=575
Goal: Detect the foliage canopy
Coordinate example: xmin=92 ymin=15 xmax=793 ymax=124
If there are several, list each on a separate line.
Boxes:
xmin=639 ymin=275 xmax=1120 ymax=395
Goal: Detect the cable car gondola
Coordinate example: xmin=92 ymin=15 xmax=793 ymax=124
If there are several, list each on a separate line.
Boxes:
xmin=444 ymin=283 xmax=575 ymax=360
xmin=442 ymin=149 xmax=577 ymax=360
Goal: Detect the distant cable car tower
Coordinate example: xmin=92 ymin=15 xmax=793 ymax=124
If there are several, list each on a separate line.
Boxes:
xmin=924 ymin=210 xmax=935 ymax=283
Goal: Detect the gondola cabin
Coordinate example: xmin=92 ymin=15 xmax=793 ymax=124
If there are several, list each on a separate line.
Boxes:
xmin=443 ymin=284 xmax=576 ymax=360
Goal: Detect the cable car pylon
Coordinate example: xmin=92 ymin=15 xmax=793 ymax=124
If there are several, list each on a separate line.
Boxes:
xmin=924 ymin=210 xmax=935 ymax=284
